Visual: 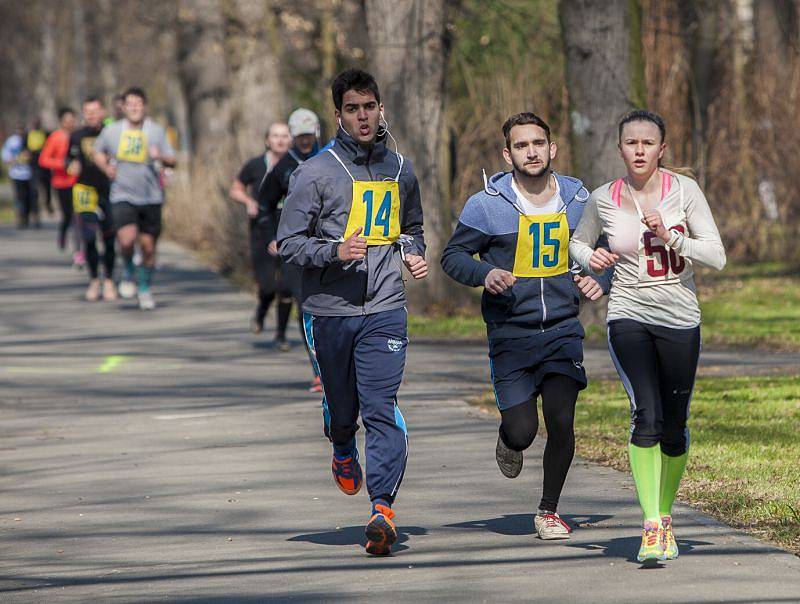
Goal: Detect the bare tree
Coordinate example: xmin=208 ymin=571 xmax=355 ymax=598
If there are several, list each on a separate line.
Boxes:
xmin=176 ymin=0 xmax=234 ymax=167
xmin=559 ymin=0 xmax=646 ymax=190
xmin=365 ymin=0 xmax=449 ymax=308
xmin=224 ymin=0 xmax=289 ymax=160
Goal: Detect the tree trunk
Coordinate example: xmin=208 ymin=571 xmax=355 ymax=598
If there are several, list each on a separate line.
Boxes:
xmin=678 ymin=0 xmax=720 ymax=187
xmin=559 ymin=0 xmax=646 ymax=191
xmin=176 ymin=0 xmax=234 ymax=168
xmin=224 ymin=0 xmax=288 ymax=160
xmin=560 ymin=0 xmax=647 ymax=327
xmin=70 ymin=0 xmax=88 ymax=107
xmin=35 ymin=3 xmax=58 ymax=129
xmin=365 ymin=0 xmax=450 ymax=310
xmin=93 ymin=0 xmax=120 ymax=101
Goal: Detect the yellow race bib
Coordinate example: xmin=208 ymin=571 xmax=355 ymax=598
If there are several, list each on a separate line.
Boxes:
xmin=343 ymin=181 xmax=401 ymax=246
xmin=116 ymin=129 xmax=148 ymax=163
xmin=27 ymin=130 xmax=46 ymax=152
xmin=512 ymin=213 xmax=569 ymax=277
xmin=72 ymin=183 xmax=99 ymax=213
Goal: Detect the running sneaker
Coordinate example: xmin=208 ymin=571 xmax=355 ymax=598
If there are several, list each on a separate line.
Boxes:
xmin=309 ymin=376 xmax=323 ymax=393
xmin=102 ymin=279 xmax=118 ymax=301
xmin=495 ymin=432 xmax=523 ymax=478
xmin=534 ymin=511 xmax=572 ymax=540
xmin=365 ymin=504 xmax=397 ymax=556
xmin=138 ymin=290 xmax=156 ymax=310
xmin=637 ymin=520 xmax=665 ymax=563
xmin=660 ymin=515 xmax=679 ymax=560
xmin=275 ymin=338 xmax=291 ymax=352
xmin=331 ymin=450 xmax=363 ymax=496
xmin=72 ymin=250 xmax=86 ymax=269
xmin=85 ymin=279 xmax=101 ymax=302
xmin=250 ymin=313 xmax=264 ymax=334
xmin=118 ymin=280 xmax=137 ymax=299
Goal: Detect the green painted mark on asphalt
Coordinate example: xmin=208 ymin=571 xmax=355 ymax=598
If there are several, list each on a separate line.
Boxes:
xmin=97 ymin=355 xmax=127 ymax=373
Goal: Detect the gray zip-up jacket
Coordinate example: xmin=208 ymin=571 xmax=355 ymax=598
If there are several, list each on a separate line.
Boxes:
xmin=277 ymin=128 xmax=425 ymax=317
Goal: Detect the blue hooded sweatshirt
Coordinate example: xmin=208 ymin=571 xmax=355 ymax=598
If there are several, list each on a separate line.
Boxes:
xmin=441 ymin=171 xmax=611 ymax=340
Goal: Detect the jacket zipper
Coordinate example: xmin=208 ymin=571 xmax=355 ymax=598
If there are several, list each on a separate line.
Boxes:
xmin=362 ymin=146 xmax=373 ymax=314
xmin=540 ymin=277 xmax=547 ymax=331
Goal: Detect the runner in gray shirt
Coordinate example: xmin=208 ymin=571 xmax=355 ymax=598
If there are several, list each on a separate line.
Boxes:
xmin=94 ymin=87 xmax=176 ymax=310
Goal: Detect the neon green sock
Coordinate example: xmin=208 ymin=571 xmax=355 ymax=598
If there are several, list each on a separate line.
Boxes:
xmin=628 ymin=443 xmax=662 ymax=523
xmin=659 ymin=450 xmax=688 ymax=517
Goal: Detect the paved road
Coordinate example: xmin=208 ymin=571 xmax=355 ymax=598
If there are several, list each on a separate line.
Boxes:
xmin=1 ymin=223 xmax=799 ymax=603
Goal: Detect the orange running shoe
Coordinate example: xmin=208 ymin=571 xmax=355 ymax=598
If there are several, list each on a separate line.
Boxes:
xmin=309 ymin=376 xmax=323 ymax=393
xmin=365 ymin=504 xmax=397 ymax=556
xmin=331 ymin=450 xmax=363 ymax=495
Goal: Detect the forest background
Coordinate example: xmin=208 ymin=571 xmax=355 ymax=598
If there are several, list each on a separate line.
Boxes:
xmin=1 ymin=0 xmax=798 ymax=315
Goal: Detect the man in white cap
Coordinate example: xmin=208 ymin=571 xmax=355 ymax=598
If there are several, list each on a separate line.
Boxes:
xmin=258 ymin=108 xmax=325 ymax=386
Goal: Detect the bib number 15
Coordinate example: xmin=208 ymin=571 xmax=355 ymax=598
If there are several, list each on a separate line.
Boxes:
xmin=529 ymin=221 xmax=561 ymax=268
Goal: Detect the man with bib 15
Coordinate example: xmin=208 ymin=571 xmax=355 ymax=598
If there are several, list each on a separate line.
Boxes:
xmin=94 ymin=87 xmax=177 ymax=310
xmin=277 ymin=69 xmax=426 ymax=556
xmin=442 ymin=112 xmax=612 ymax=541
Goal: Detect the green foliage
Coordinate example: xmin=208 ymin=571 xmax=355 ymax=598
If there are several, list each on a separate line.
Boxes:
xmin=697 ymin=263 xmax=800 ymax=351
xmin=446 ymin=0 xmax=569 ymax=207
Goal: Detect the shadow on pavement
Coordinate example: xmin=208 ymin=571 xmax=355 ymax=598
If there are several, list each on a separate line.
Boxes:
xmin=567 ymin=534 xmax=714 ymax=564
xmin=444 ymin=513 xmax=613 ymax=536
xmin=287 ymin=524 xmax=428 ymax=553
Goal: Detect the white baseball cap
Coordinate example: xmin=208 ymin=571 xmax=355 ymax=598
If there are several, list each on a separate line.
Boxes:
xmin=288 ymin=108 xmax=320 ymax=138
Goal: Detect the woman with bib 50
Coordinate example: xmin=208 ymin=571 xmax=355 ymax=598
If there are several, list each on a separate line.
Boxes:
xmin=570 ymin=110 xmax=726 ymax=563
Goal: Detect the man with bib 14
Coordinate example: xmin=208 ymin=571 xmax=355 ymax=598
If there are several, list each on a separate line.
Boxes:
xmin=278 ymin=69 xmax=426 ymax=556
xmin=442 ymin=112 xmax=612 ymax=541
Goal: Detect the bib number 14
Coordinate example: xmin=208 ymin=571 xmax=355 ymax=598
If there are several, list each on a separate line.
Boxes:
xmin=361 ymin=189 xmax=392 ymax=238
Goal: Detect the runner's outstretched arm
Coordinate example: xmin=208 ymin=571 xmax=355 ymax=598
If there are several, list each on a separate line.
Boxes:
xmin=399 ymin=161 xmax=426 ymax=257
xmin=569 ymin=193 xmax=606 ymax=275
xmin=589 ymin=233 xmax=614 ymax=294
xmin=662 ymin=180 xmax=726 ymax=270
xmin=37 ymin=134 xmax=64 ymax=171
xmin=277 ymin=164 xmax=338 ymax=267
xmin=257 ymin=165 xmax=283 ymax=245
xmin=441 ymin=198 xmax=496 ymax=287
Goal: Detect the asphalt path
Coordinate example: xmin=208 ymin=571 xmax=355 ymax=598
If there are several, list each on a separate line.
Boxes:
xmin=1 ymin=223 xmax=798 ymax=602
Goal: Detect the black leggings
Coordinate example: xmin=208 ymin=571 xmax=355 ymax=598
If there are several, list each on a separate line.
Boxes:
xmin=608 ymin=319 xmax=701 ymax=456
xmin=499 ymin=373 xmax=579 ymax=512
xmin=77 ymin=211 xmax=116 ymax=279
xmin=13 ymin=179 xmax=38 ymax=226
xmin=56 ymin=188 xmax=74 ymax=249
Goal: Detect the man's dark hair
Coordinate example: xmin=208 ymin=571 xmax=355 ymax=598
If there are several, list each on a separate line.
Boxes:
xmin=122 ymin=87 xmax=147 ymax=103
xmin=502 ymin=112 xmax=551 ymax=149
xmin=83 ymin=95 xmax=103 ymax=106
xmin=331 ymin=69 xmax=380 ymax=111
xmin=58 ymin=106 xmax=75 ymax=120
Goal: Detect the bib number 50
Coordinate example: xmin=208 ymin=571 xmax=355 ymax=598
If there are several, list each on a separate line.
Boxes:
xmin=643 ymin=225 xmax=686 ymax=277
